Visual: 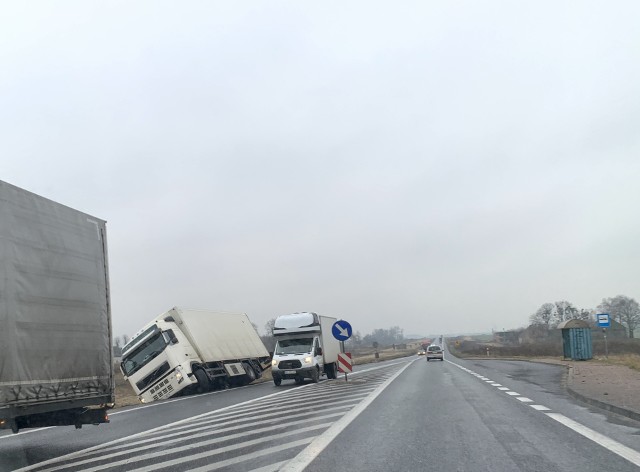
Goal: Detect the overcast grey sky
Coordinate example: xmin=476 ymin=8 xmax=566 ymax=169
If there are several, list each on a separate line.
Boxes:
xmin=2 ymin=1 xmax=639 ymax=339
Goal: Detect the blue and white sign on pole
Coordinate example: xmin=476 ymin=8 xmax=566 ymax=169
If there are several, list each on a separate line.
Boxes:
xmin=332 ymin=320 xmax=353 ymax=341
xmin=597 ymin=313 xmax=611 ymax=328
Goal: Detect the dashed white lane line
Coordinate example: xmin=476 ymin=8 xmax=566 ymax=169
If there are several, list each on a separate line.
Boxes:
xmin=490 ymin=383 xmax=502 ymax=386
xmin=530 ymin=405 xmax=551 ymax=411
xmin=447 ymin=358 xmax=640 ymax=469
xmin=546 ymin=413 xmax=640 ymax=468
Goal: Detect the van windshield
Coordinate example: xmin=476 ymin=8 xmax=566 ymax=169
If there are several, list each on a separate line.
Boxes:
xmin=275 ymin=338 xmax=314 ymax=355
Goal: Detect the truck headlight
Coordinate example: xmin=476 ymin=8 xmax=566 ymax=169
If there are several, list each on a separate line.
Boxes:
xmin=272 ymin=359 xmax=278 ymax=366
xmin=304 ymin=356 xmax=312 ymax=364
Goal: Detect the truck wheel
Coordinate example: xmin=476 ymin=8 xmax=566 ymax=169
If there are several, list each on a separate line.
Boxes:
xmin=194 ymin=369 xmax=210 ymax=393
xmin=273 ymin=376 xmax=282 ymax=386
xmin=243 ymin=362 xmax=257 ymax=383
xmin=311 ymin=367 xmax=320 ymax=383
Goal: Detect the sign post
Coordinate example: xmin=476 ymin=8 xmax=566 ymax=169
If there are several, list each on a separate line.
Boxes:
xmin=597 ymin=314 xmax=611 ymax=358
xmin=332 ymin=320 xmax=353 ymax=381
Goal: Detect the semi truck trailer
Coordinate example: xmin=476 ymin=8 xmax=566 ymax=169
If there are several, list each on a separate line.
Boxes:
xmin=0 ymin=180 xmax=114 ymax=433
xmin=121 ymin=307 xmax=271 ymax=403
xmin=271 ymin=312 xmax=340 ymax=385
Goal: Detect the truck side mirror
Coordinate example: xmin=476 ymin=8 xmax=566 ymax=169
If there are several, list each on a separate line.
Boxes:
xmin=316 ymin=347 xmax=323 ymax=356
xmin=163 ymin=329 xmax=179 ymax=345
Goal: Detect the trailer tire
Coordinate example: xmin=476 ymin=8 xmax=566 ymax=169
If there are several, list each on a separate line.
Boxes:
xmin=194 ymin=368 xmax=210 ymax=393
xmin=243 ymin=362 xmax=257 ymax=383
xmin=325 ymin=362 xmax=336 ymax=379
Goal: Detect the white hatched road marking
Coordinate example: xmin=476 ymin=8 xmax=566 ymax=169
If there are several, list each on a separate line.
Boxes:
xmin=281 ymin=359 xmax=416 ymax=472
xmin=125 ymin=424 xmax=332 ymax=472
xmin=16 ymin=360 xmax=412 ymax=472
xmin=246 ymin=460 xmax=289 ymax=472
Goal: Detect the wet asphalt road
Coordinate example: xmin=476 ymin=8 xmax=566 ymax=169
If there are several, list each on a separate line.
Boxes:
xmin=2 ymin=354 xmax=640 ymax=471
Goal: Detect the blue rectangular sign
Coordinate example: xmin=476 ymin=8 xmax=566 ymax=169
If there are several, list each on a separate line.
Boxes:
xmin=597 ymin=313 xmax=610 ymax=328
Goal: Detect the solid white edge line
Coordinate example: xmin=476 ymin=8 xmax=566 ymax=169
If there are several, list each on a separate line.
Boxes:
xmin=280 ymin=358 xmax=418 ymax=472
xmin=546 ymin=413 xmax=640 ymax=467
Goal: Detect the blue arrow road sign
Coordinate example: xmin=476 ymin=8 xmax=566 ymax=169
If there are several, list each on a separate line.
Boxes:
xmin=597 ymin=313 xmax=611 ymax=328
xmin=332 ymin=320 xmax=353 ymax=341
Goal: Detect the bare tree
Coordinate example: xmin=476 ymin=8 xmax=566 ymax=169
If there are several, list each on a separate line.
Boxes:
xmin=114 ymin=336 xmax=122 ymax=348
xmin=554 ymin=300 xmax=576 ymax=323
xmin=577 ymin=308 xmax=593 ymax=322
xmin=529 ymin=303 xmax=556 ymax=328
xmin=598 ymin=295 xmax=640 ymax=338
xmin=264 ymin=318 xmax=276 ymax=336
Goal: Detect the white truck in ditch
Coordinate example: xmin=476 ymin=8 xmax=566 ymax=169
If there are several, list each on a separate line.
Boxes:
xmin=120 ymin=308 xmax=271 ymax=403
xmin=271 ymin=312 xmax=341 ymax=385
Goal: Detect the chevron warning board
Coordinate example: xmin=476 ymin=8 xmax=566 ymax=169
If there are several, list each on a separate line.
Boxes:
xmin=337 ymin=352 xmax=353 ymax=373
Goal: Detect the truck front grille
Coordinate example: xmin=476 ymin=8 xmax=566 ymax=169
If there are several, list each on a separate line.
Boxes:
xmin=137 ymin=362 xmax=170 ymax=391
xmin=278 ymin=360 xmax=302 ymax=369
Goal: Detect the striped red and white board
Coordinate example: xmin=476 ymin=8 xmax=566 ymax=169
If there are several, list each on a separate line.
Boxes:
xmin=337 ymin=352 xmax=353 ymax=373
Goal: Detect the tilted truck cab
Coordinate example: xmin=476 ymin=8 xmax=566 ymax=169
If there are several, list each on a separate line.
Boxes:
xmin=121 ymin=307 xmax=271 ymax=403
xmin=271 ymin=312 xmax=341 ymax=385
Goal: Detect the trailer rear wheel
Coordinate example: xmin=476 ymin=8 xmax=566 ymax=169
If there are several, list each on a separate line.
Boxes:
xmin=194 ymin=369 xmax=210 ymax=393
xmin=243 ymin=362 xmax=257 ymax=383
xmin=325 ymin=362 xmax=337 ymax=379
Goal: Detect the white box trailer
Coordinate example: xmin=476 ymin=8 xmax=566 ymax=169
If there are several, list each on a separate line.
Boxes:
xmin=0 ymin=180 xmax=114 ymax=434
xmin=121 ymin=307 xmax=271 ymax=403
xmin=271 ymin=312 xmax=341 ymax=385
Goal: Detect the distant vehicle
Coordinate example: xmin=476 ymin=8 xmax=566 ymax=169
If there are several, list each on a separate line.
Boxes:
xmin=417 ymin=350 xmax=426 ymax=356
xmin=120 ymin=307 xmax=271 ymax=403
xmin=271 ymin=312 xmax=341 ymax=385
xmin=0 ymin=181 xmax=114 ymax=434
xmin=426 ymin=345 xmax=444 ymax=361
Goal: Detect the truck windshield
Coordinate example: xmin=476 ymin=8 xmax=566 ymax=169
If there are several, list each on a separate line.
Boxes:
xmin=275 ymin=338 xmax=314 ymax=355
xmin=121 ymin=332 xmax=167 ymax=376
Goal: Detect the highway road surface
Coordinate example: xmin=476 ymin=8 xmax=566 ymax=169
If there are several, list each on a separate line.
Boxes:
xmin=2 ymin=354 xmax=640 ymax=472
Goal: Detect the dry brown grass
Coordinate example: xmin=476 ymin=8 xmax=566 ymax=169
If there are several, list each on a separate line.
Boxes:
xmin=352 ymin=348 xmax=415 ymax=364
xmin=114 ymin=370 xmax=140 ymax=409
xmin=599 ymin=354 xmax=640 ymax=371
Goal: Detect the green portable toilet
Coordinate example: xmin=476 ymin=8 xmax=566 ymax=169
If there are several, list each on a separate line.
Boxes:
xmin=557 ymin=319 xmax=593 ymax=361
